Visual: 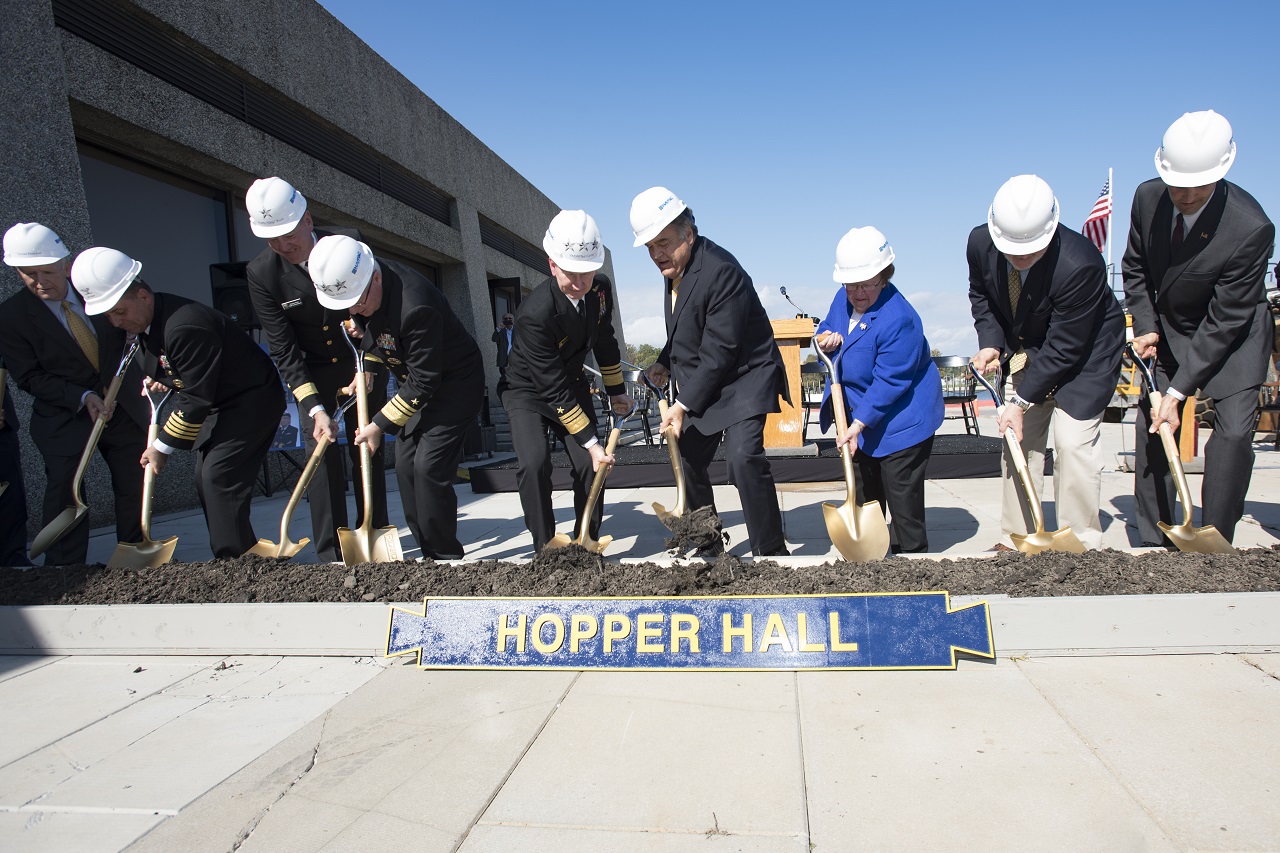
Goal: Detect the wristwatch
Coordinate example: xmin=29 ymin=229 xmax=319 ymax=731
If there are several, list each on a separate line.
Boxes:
xmin=1009 ymin=393 xmax=1034 ymax=412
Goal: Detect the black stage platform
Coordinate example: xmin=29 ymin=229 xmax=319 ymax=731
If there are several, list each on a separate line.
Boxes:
xmin=468 ymin=434 xmax=1040 ymax=493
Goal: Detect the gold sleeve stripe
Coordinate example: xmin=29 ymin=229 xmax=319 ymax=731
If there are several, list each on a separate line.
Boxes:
xmin=364 ymin=353 xmax=385 ymax=364
xmin=600 ymin=364 xmax=623 ymax=384
xmin=163 ymin=416 xmax=202 ymax=439
xmin=292 ymin=382 xmax=319 ymax=402
xmin=557 ymin=336 xmax=569 ymax=349
xmin=379 ymin=394 xmax=420 ymax=427
xmin=559 ymin=404 xmax=591 ymax=434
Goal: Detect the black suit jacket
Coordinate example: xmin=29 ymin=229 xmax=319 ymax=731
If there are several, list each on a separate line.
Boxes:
xmin=491 ymin=326 xmax=513 ymax=369
xmin=1123 ymin=178 xmax=1275 ymax=399
xmin=968 ymin=225 xmax=1125 ymax=419
xmin=0 ymin=285 xmax=147 ymax=456
xmin=354 ymin=261 xmax=484 ymax=435
xmin=656 ymin=236 xmax=786 ymax=434
xmin=141 ymin=293 xmax=283 ymax=449
xmin=246 ymin=227 xmax=363 ymax=413
xmin=500 ymin=275 xmax=626 ymax=445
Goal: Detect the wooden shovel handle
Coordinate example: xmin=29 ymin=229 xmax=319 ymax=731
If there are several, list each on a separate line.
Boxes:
xmin=71 ymin=368 xmax=131 ymax=504
xmin=141 ymin=423 xmax=160 ymax=541
xmin=351 ymin=355 xmax=377 ymax=533
xmin=575 ymin=427 xmax=621 ymax=542
xmin=997 ymin=408 xmax=1046 ymax=533
xmin=1148 ymin=391 xmax=1194 ymax=526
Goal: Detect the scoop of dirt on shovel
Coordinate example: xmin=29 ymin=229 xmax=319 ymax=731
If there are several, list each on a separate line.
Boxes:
xmin=663 ymin=505 xmax=729 ymax=554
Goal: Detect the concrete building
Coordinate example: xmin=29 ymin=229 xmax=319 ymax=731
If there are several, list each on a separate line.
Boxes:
xmin=1 ymin=0 xmax=621 ymax=539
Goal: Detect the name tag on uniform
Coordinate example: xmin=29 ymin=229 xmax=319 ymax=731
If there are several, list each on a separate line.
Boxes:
xmin=281 ymin=299 xmax=303 ymax=310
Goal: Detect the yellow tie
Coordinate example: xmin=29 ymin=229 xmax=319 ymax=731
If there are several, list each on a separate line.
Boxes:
xmin=1006 ymin=268 xmax=1027 ymax=374
xmin=62 ymin=301 xmax=99 ymax=371
xmin=670 ymin=277 xmax=682 ymax=311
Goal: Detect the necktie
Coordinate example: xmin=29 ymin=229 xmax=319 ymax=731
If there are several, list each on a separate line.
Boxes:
xmin=670 ymin=277 xmax=682 ymax=310
xmin=577 ymin=299 xmax=587 ymax=321
xmin=1171 ymin=213 xmax=1185 ymax=256
xmin=1006 ymin=268 xmax=1028 ymax=374
xmin=61 ymin=301 xmax=99 ymax=371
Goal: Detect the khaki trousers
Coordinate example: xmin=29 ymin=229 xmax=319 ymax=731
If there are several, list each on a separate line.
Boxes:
xmin=1001 ymin=374 xmax=1104 ymax=549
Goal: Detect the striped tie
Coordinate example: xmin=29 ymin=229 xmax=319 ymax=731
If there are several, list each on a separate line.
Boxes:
xmin=1006 ymin=268 xmax=1027 ymax=374
xmin=61 ymin=301 xmax=99 ymax=372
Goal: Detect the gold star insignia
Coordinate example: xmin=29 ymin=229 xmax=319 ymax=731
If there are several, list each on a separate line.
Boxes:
xmin=411 ymin=398 xmax=420 ymax=406
xmin=556 ymin=406 xmax=565 ymax=414
xmin=176 ymin=410 xmax=184 ymax=417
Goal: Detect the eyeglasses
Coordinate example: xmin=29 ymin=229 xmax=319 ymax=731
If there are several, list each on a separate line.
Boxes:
xmin=844 ymin=281 xmax=883 ymax=293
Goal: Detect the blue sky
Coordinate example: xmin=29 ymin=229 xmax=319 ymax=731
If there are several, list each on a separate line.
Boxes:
xmin=319 ymin=0 xmax=1278 ymax=356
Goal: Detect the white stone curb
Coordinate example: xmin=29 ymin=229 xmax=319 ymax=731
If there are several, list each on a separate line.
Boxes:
xmin=1 ymin=592 xmax=1276 ymax=659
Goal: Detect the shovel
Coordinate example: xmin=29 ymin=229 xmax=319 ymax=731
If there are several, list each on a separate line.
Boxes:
xmin=248 ymin=395 xmax=357 ymax=559
xmin=970 ymin=365 xmax=1086 ymax=554
xmin=813 ymin=341 xmax=891 ymax=562
xmin=643 ymin=369 xmax=690 ymax=529
xmin=30 ymin=341 xmax=140 ymax=559
xmin=1128 ymin=348 xmax=1235 ymax=554
xmin=337 ymin=346 xmax=403 ymax=565
xmin=545 ymin=403 xmax=637 ymax=554
xmin=108 ymin=386 xmax=178 ymax=569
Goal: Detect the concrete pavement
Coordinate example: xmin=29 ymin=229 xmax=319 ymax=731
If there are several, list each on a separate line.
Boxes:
xmin=2 ymin=407 xmax=1279 ymax=851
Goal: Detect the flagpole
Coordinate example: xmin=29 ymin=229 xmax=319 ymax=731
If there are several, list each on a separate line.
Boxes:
xmin=1106 ymin=167 xmax=1114 ymax=273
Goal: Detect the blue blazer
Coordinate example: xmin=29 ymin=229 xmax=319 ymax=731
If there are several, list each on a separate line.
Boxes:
xmin=817 ymin=283 xmax=943 ymax=457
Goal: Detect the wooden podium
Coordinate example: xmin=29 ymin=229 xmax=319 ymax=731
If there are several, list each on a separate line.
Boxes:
xmin=765 ymin=318 xmax=818 ymax=449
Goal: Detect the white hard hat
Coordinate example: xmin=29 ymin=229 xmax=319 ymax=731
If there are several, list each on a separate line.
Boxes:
xmin=629 ymin=186 xmax=686 ymax=247
xmin=309 ymin=234 xmax=375 ymax=310
xmin=988 ymin=175 xmax=1060 ymax=256
xmin=71 ymin=247 xmax=143 ymax=315
xmin=543 ymin=210 xmax=605 ymax=273
xmin=3 ymin=222 xmax=69 ymax=267
xmin=1154 ymin=110 xmax=1236 ymax=187
xmin=247 ymin=177 xmax=308 ymax=238
xmin=833 ymin=227 xmax=895 ymax=284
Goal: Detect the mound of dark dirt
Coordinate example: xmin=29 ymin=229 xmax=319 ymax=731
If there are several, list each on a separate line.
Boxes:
xmin=2 ymin=546 xmax=1278 ymax=606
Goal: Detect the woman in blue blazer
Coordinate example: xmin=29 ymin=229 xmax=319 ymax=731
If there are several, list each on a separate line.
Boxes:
xmin=817 ymin=227 xmax=944 ymax=553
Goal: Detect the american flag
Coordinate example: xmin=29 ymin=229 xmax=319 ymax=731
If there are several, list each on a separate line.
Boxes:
xmin=1082 ymin=177 xmax=1112 ymax=252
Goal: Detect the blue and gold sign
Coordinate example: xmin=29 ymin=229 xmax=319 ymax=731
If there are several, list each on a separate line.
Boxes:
xmin=386 ymin=592 xmax=993 ymax=671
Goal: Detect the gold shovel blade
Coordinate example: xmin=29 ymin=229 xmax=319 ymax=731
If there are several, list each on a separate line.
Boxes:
xmin=822 ymin=500 xmax=890 ymax=563
xmin=1158 ymin=521 xmax=1236 ymax=554
xmin=338 ymin=526 xmax=404 ymax=565
xmin=247 ymin=535 xmax=311 ymax=559
xmin=107 ymin=536 xmax=178 ymax=569
xmin=1010 ymin=528 xmax=1086 ymax=555
xmin=543 ymin=533 xmax=574 ymax=550
xmin=29 ymin=506 xmax=86 ymax=559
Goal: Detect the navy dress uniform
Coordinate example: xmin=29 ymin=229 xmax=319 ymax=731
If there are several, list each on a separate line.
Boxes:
xmin=499 ymin=210 xmax=630 ymax=552
xmin=245 ymin=177 xmax=388 ymax=562
xmin=309 ymin=236 xmax=484 ymax=561
xmin=73 ymin=247 xmax=284 ymax=559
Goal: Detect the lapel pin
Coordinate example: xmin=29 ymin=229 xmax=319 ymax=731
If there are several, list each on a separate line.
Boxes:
xmin=859 ymin=322 xmax=867 ymax=330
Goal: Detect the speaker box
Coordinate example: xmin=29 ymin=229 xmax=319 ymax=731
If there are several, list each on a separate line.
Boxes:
xmin=209 ymin=262 xmax=259 ymax=331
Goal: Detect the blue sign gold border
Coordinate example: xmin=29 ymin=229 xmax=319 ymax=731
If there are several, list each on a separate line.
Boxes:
xmin=386 ymin=592 xmax=994 ymax=671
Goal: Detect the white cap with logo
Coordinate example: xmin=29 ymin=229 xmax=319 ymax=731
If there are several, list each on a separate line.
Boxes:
xmin=629 ymin=187 xmax=687 ymax=247
xmin=71 ymin=247 xmax=143 ymax=315
xmin=1155 ymin=110 xmax=1236 ymax=188
xmin=247 ymin=177 xmax=308 ymax=238
xmin=309 ymin=234 xmax=375 ymax=310
xmin=3 ymin=223 xmax=70 ymax=267
xmin=543 ymin=210 xmax=605 ymax=273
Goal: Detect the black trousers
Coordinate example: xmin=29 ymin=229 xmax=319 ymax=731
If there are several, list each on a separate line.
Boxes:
xmin=194 ymin=383 xmax=285 ymax=558
xmin=396 ymin=419 xmax=471 ymax=560
xmin=504 ymin=396 xmax=601 ymax=552
xmin=0 ymin=392 xmax=32 ymax=566
xmin=679 ymin=414 xmax=787 ymax=556
xmin=296 ymin=362 xmax=388 ymax=561
xmin=855 ymin=436 xmax=933 ymax=554
xmin=40 ymin=413 xmax=146 ymax=566
xmin=1135 ymin=367 xmax=1259 ymax=545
